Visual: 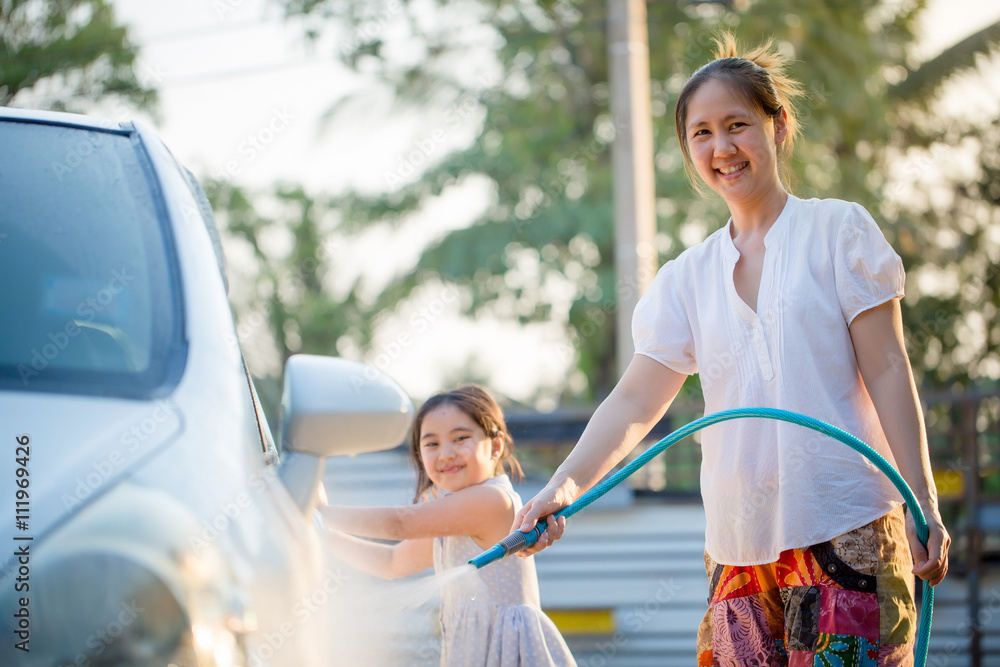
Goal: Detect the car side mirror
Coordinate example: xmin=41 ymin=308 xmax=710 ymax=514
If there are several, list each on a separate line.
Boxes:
xmin=277 ymin=354 xmax=414 ymax=514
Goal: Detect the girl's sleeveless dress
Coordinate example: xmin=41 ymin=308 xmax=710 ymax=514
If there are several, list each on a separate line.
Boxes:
xmin=433 ymin=474 xmax=577 ymax=667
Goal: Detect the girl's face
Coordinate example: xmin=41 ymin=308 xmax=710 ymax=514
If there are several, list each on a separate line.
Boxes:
xmin=418 ymin=403 xmax=501 ymax=493
xmin=684 ymin=77 xmax=787 ymax=207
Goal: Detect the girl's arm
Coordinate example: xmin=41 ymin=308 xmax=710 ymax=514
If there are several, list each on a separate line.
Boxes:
xmin=513 ymin=354 xmax=688 ymax=555
xmin=849 ymin=298 xmax=952 ymax=586
xmin=326 ymin=529 xmax=434 ymax=579
xmin=320 ymin=482 xmax=516 ymax=550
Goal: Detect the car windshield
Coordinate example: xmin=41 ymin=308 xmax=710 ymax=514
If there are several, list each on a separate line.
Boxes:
xmin=0 ymin=119 xmax=181 ymax=398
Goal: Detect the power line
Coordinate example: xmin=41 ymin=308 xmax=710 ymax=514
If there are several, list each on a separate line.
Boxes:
xmin=11 ymin=56 xmax=340 ymax=106
xmin=134 ymin=17 xmax=272 ymax=44
xmin=159 ymin=57 xmax=334 ymax=87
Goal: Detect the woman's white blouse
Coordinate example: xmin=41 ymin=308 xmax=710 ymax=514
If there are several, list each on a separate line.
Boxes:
xmin=632 ymin=195 xmax=906 ymax=566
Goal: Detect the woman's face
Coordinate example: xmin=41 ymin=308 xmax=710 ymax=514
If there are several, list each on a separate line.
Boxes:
xmin=418 ymin=403 xmax=500 ymax=493
xmin=684 ymin=77 xmax=787 ymax=208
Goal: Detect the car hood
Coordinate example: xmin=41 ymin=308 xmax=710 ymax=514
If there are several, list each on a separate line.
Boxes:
xmin=0 ymin=391 xmax=183 ymax=565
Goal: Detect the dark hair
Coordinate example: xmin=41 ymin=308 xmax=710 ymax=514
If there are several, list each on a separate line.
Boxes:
xmin=409 ymin=384 xmax=524 ymax=503
xmin=674 ymin=32 xmax=804 ymax=191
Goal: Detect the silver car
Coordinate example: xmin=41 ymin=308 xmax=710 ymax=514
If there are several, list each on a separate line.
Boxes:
xmin=0 ymin=107 xmax=413 ymax=666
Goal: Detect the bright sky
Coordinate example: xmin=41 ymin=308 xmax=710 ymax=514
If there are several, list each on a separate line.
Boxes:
xmin=107 ymin=0 xmax=1000 ymax=406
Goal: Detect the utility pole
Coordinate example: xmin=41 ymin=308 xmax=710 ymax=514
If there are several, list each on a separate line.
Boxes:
xmin=607 ymin=0 xmax=657 ymax=379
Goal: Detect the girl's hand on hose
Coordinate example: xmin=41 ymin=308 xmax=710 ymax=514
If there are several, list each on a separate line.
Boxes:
xmin=908 ymin=506 xmax=951 ymax=587
xmin=511 ymin=480 xmax=578 ymax=556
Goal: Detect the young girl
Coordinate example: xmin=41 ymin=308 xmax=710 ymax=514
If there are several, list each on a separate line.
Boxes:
xmin=514 ymin=34 xmax=950 ymax=666
xmin=321 ymin=384 xmax=576 ymax=667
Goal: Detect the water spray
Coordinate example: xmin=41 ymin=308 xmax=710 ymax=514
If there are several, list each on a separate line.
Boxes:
xmin=468 ymin=407 xmax=935 ymax=667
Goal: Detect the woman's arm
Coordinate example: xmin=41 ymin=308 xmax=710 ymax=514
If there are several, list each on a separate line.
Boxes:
xmin=326 ymin=528 xmax=433 ymax=579
xmin=513 ymin=354 xmax=688 ymax=554
xmin=849 ymin=298 xmax=951 ymax=586
xmin=320 ymin=483 xmax=516 ymax=549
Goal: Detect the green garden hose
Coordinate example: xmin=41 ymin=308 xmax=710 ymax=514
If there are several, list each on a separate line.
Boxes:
xmin=469 ymin=407 xmax=934 ymax=667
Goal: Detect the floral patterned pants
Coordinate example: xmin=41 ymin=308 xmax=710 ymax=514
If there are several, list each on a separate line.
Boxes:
xmin=697 ymin=507 xmax=916 ymax=666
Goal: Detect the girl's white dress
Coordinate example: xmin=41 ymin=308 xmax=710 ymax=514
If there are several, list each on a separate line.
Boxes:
xmin=433 ymin=474 xmax=577 ymax=667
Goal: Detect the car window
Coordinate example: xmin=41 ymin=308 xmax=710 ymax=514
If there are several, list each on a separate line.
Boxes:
xmin=0 ymin=120 xmax=183 ymax=398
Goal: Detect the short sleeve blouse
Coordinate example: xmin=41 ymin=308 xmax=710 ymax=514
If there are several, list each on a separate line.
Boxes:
xmin=632 ymin=195 xmax=906 ymax=566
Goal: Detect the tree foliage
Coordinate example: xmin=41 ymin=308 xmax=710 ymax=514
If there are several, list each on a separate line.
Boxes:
xmin=887 ymin=112 xmax=1000 ymax=389
xmin=0 ymin=0 xmax=155 ymax=111
xmin=204 ymin=179 xmax=379 ymax=364
xmin=269 ymin=0 xmax=999 ymax=400
xmin=203 ymin=178 xmax=392 ymax=422
xmin=881 ymin=19 xmax=1000 ymax=390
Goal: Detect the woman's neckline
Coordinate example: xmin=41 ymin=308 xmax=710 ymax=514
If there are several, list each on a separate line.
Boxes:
xmin=729 ymin=189 xmax=790 ymax=239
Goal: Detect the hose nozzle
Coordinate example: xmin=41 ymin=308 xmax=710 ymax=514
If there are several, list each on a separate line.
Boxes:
xmin=468 ymin=523 xmax=546 ymax=569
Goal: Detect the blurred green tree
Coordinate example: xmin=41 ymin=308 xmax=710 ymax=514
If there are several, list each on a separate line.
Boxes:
xmin=203 ymin=179 xmax=383 ymax=420
xmin=206 ymin=181 xmax=373 ymax=360
xmin=269 ymin=0 xmax=998 ymax=401
xmin=885 ymin=18 xmax=1000 ymax=388
xmin=0 ymin=0 xmax=155 ymax=111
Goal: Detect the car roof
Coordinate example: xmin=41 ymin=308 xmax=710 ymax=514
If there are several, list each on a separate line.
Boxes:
xmin=0 ymin=106 xmax=132 ymax=134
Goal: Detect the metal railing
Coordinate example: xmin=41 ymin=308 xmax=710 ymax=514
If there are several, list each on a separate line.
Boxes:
xmin=923 ymin=389 xmax=1000 ymax=666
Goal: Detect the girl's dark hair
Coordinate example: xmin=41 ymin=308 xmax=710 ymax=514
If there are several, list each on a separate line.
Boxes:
xmin=674 ymin=32 xmax=804 ymax=191
xmin=409 ymin=384 xmax=524 ymax=503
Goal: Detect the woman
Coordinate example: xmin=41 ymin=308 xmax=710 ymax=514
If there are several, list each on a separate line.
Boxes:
xmin=513 ymin=34 xmax=950 ymax=665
